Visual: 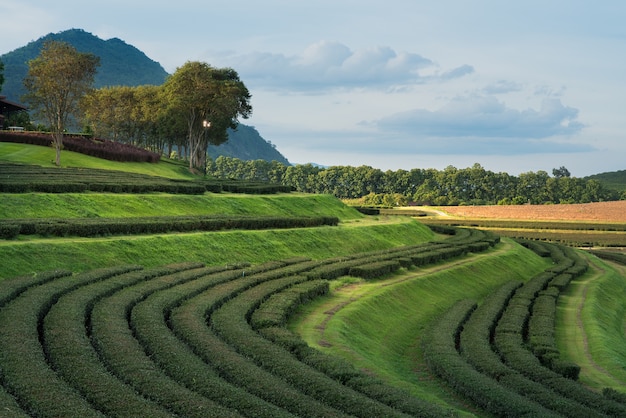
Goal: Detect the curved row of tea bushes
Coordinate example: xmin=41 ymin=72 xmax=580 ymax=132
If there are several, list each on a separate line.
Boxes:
xmin=89 ymin=263 xmax=244 ymax=418
xmin=209 ymin=275 xmax=414 ymax=418
xmin=302 ymin=227 xmax=499 ymax=282
xmin=0 ymin=215 xmax=340 ymax=239
xmin=0 ymin=265 xmax=143 ymax=417
xmin=518 ymin=241 xmax=588 ymax=376
xmin=422 ymin=299 xmax=560 ymax=417
xmin=168 ymin=262 xmax=351 ymax=417
xmin=250 ymin=280 xmax=330 ymax=330
xmin=0 ymin=269 xmax=74 ymax=417
xmin=43 ymin=265 xmax=208 ymax=417
xmin=423 ymin=240 xmax=626 ymax=417
xmin=130 ymin=266 xmax=296 ymax=418
xmin=494 ymin=243 xmax=626 ymax=416
xmin=250 ymin=283 xmax=453 ymax=418
xmin=459 ymin=281 xmax=603 ymax=418
xmin=587 ymin=249 xmax=626 ymax=265
xmin=0 ymin=228 xmax=500 ymax=417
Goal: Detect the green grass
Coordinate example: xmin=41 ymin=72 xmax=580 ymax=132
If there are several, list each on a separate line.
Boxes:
xmin=0 ymin=218 xmax=434 ymax=279
xmin=291 ymin=238 xmax=551 ymax=413
xmin=557 ymin=254 xmax=626 ymax=390
xmin=0 ymin=193 xmax=363 ymax=220
xmin=0 ymin=142 xmax=194 ymax=179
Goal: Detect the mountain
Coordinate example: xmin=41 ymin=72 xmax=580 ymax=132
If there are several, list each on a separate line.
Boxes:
xmin=0 ymin=29 xmax=290 ymax=165
xmin=213 ymin=125 xmax=290 ymax=165
xmin=0 ymin=29 xmax=168 ymax=101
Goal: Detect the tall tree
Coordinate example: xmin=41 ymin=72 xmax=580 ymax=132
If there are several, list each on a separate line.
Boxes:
xmin=23 ymin=41 xmax=100 ymax=166
xmin=164 ymin=61 xmax=252 ymax=172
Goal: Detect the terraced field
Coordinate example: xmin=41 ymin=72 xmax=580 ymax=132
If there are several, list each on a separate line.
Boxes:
xmin=0 ymin=230 xmax=499 ymax=417
xmin=1 ymin=152 xmax=625 ymax=417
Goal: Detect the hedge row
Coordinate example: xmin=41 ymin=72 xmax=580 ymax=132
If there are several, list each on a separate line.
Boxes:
xmin=250 ymin=280 xmax=330 ymax=329
xmin=89 ymin=263 xmax=243 ymax=418
xmin=130 ymin=265 xmax=295 ymax=418
xmin=422 ymin=217 xmax=626 ymax=232
xmin=0 ymin=162 xmax=292 ymax=195
xmin=168 ymin=266 xmax=349 ymax=417
xmin=422 ymin=299 xmax=560 ymax=417
xmin=459 ymin=280 xmax=601 ymax=417
xmin=0 ymin=264 xmax=143 ymax=417
xmin=0 ymin=131 xmax=161 ymax=163
xmin=422 ymin=239 xmax=626 ymax=417
xmin=251 ymin=282 xmax=451 ymax=417
xmin=0 ymin=215 xmax=340 ymax=239
xmin=587 ymin=249 xmax=626 ymax=266
xmin=43 ymin=265 xmax=206 ymax=417
xmin=209 ymin=275 xmax=412 ymax=418
xmin=494 ymin=243 xmax=626 ymax=416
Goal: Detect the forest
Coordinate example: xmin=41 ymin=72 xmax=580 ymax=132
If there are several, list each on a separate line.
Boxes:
xmin=206 ymin=156 xmax=622 ymax=205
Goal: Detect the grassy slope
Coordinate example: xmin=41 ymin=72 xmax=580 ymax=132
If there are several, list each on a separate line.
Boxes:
xmin=0 ymin=142 xmax=194 ymax=179
xmin=0 ymin=193 xmax=363 ymax=219
xmin=8 ymin=143 xmax=619 ymax=411
xmin=557 ymin=254 xmax=626 ymax=390
xmin=292 ymin=239 xmax=552 ymax=412
xmin=0 ymin=145 xmax=436 ymax=278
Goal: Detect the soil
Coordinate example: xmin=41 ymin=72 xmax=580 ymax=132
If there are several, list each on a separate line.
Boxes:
xmin=434 ymin=201 xmax=626 ymax=222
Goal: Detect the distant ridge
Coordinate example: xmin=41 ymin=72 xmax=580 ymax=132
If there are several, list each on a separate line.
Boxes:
xmin=0 ymin=29 xmax=290 ymax=165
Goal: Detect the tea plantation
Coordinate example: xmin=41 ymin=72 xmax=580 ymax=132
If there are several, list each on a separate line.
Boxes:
xmin=0 ymin=150 xmax=624 ymax=416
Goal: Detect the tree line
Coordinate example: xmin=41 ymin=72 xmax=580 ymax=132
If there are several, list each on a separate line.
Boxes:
xmin=206 ymin=157 xmax=622 ymax=205
xmin=19 ymin=40 xmax=252 ymax=169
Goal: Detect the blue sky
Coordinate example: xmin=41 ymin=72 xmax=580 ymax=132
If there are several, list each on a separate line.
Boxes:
xmin=2 ymin=1 xmax=625 ymax=176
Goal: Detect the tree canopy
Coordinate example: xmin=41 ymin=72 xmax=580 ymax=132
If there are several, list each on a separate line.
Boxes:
xmin=163 ymin=61 xmax=252 ymax=171
xmin=23 ymin=41 xmax=100 ymax=166
xmin=207 ymin=157 xmax=622 ymax=204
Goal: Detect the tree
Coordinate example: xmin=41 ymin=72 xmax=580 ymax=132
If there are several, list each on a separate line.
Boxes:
xmin=552 ymin=166 xmax=571 ymax=178
xmin=23 ymin=41 xmax=100 ymax=166
xmin=163 ymin=61 xmax=252 ymax=172
xmin=0 ymin=59 xmax=4 ymax=93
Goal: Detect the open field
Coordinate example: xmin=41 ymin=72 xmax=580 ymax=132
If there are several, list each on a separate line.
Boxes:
xmin=399 ymin=202 xmax=626 ymax=248
xmin=429 ymin=201 xmax=626 ymax=222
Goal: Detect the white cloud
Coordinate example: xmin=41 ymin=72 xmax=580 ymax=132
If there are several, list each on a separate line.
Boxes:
xmin=206 ymin=41 xmax=471 ymax=92
xmin=374 ymin=96 xmax=585 ymax=141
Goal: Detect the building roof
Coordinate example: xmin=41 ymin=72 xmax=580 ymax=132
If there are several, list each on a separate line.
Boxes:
xmin=0 ymin=95 xmax=28 ymax=114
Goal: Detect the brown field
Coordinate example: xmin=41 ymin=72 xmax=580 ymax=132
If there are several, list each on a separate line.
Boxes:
xmin=433 ymin=201 xmax=626 ymax=223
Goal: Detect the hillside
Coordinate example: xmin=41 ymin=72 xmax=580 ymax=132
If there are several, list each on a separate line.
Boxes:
xmin=0 ymin=29 xmax=290 ymax=165
xmin=586 ymin=170 xmax=626 ymax=192
xmin=0 ymin=29 xmax=168 ymax=100
xmin=214 ymin=125 xmax=290 ymax=165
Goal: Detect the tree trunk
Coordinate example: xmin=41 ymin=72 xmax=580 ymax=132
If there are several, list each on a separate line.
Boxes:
xmin=53 ymin=132 xmax=63 ymax=166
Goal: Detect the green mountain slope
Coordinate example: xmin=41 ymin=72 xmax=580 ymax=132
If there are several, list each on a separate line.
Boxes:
xmin=0 ymin=29 xmax=168 ymax=100
xmin=215 ymin=125 xmax=290 ymax=165
xmin=586 ymin=170 xmax=626 ymax=192
xmin=1 ymin=28 xmax=290 ymax=165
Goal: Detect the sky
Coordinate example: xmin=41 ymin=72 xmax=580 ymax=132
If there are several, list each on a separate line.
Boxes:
xmin=2 ymin=1 xmax=625 ymax=177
